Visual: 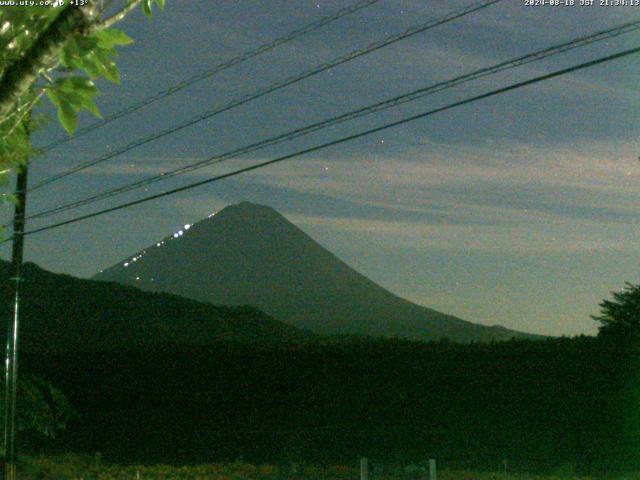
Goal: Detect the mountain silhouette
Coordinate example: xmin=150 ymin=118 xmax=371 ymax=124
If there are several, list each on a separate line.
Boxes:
xmin=0 ymin=260 xmax=310 ymax=352
xmin=94 ymin=201 xmax=540 ymax=342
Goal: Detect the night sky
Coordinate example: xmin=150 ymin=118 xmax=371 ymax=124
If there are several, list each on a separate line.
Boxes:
xmin=2 ymin=0 xmax=639 ymax=336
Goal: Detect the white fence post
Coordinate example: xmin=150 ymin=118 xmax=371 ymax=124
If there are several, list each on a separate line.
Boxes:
xmin=428 ymin=459 xmax=436 ymax=480
xmin=360 ymin=457 xmax=369 ymax=480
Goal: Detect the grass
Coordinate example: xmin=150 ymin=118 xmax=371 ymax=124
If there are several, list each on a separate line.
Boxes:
xmin=15 ymin=455 xmax=628 ymax=480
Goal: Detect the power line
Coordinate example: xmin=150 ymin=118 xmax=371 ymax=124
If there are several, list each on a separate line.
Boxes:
xmin=26 ymin=19 xmax=640 ymax=221
xmin=35 ymin=0 xmax=382 ymax=154
xmin=29 ymin=0 xmax=503 ymax=191
xmin=15 ymin=44 xmax=640 ymax=240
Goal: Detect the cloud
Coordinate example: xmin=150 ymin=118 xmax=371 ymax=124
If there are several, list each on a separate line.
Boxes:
xmin=72 ymin=135 xmax=640 ymax=236
xmin=291 ymin=213 xmax=639 ymax=255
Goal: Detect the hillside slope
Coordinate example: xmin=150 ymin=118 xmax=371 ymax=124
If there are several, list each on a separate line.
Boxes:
xmin=0 ymin=261 xmax=310 ymax=352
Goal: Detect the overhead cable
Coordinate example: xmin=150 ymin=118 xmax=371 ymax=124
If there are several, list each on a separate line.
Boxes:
xmin=26 ymin=19 xmax=640 ymax=221
xmin=16 ymin=44 xmax=640 ymax=240
xmin=36 ymin=0 xmax=382 ymax=154
xmin=30 ymin=0 xmax=502 ymax=191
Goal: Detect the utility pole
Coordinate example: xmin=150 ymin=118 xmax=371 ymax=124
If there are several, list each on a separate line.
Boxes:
xmin=3 ymin=159 xmax=28 ymax=480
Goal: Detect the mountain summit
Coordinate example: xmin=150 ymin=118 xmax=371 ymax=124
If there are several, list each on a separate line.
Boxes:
xmin=94 ymin=202 xmax=537 ymax=342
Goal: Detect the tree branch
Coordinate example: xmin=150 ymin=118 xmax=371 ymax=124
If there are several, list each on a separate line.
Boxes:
xmin=89 ymin=0 xmax=143 ymax=33
xmin=0 ymin=5 xmax=95 ymax=120
xmin=0 ymin=1 xmax=145 ymax=121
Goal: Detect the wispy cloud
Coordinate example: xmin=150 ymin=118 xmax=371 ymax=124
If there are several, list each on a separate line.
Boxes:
xmin=76 ymin=137 xmax=640 ymax=235
xmin=291 ymin=213 xmax=639 ymax=255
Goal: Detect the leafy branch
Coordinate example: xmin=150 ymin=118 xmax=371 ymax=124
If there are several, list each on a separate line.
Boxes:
xmin=0 ymin=0 xmax=165 ymax=182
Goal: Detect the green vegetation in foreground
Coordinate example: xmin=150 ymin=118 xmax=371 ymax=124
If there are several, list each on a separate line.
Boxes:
xmin=6 ymin=274 xmax=640 ymax=474
xmin=15 ymin=456 xmax=633 ymax=480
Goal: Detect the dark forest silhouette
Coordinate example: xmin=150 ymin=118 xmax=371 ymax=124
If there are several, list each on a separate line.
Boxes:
xmin=2 ymin=261 xmax=640 ymax=474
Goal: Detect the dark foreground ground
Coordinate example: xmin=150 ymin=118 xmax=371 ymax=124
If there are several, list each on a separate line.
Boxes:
xmin=16 ymin=455 xmax=637 ymax=480
xmin=18 ymin=336 xmax=640 ymax=475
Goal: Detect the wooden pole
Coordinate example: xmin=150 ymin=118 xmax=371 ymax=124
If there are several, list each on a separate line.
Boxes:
xmin=3 ymin=161 xmax=28 ymax=480
xmin=360 ymin=457 xmax=368 ymax=480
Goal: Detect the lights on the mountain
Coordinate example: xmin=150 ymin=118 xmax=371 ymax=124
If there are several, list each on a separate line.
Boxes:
xmin=178 ymin=230 xmax=184 ymax=236
xmin=184 ymin=224 xmax=191 ymax=230
xmin=157 ymin=243 xmax=161 ymax=247
xmin=173 ymin=233 xmax=179 ymax=238
xmin=126 ymin=253 xmax=145 ymax=264
xmin=207 ymin=211 xmax=217 ymax=218
xmin=135 ymin=276 xmax=140 ymax=281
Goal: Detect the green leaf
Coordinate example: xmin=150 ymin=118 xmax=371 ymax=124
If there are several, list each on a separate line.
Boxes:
xmin=79 ymin=50 xmax=119 ymax=83
xmin=47 ymin=87 xmax=100 ymax=132
xmin=93 ymin=49 xmax=120 ymax=84
xmin=56 ymin=90 xmax=85 ymax=112
xmin=155 ymin=0 xmax=165 ymax=10
xmin=1 ymin=193 xmax=17 ymax=208
xmin=73 ymin=94 xmax=102 ymax=118
xmin=142 ymin=0 xmax=153 ymax=17
xmin=45 ymin=88 xmax=63 ymax=110
xmin=59 ymin=45 xmax=76 ymax=69
xmin=46 ymin=89 xmax=77 ymax=133
xmin=74 ymin=35 xmax=98 ymax=52
xmin=60 ymin=38 xmax=95 ymax=74
xmin=49 ymin=77 xmax=102 ymax=120
xmin=54 ymin=76 xmax=97 ymax=97
xmin=95 ymin=29 xmax=134 ymax=49
xmin=57 ymin=101 xmax=78 ymax=134
xmin=76 ymin=53 xmax=103 ymax=79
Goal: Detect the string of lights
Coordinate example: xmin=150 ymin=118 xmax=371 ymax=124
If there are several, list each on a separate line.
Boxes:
xmin=12 ymin=44 xmax=640 ymax=242
xmin=25 ymin=18 xmax=640 ymax=222
xmin=35 ymin=0 xmax=382 ymax=154
xmin=29 ymin=0 xmax=503 ymax=192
